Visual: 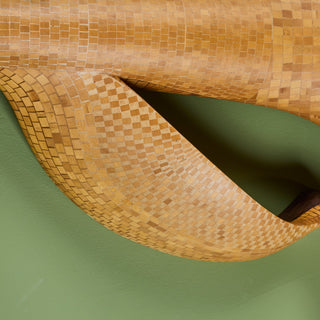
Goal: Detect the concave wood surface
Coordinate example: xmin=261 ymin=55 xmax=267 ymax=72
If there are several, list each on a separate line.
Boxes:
xmin=1 ymin=0 xmax=320 ymax=261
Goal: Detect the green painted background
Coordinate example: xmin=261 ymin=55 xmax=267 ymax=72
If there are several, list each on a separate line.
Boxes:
xmin=1 ymin=89 xmax=320 ymax=320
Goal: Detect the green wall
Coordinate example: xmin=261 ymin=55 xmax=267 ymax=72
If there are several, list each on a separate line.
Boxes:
xmin=1 ymin=90 xmax=320 ymax=320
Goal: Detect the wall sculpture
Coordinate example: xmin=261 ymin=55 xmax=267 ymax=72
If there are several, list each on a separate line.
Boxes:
xmin=1 ymin=0 xmax=320 ymax=262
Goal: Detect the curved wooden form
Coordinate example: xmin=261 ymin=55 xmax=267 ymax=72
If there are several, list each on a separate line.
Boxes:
xmin=1 ymin=0 xmax=320 ymax=261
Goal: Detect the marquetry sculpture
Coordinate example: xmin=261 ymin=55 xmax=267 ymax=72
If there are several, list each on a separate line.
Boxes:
xmin=1 ymin=0 xmax=320 ymax=262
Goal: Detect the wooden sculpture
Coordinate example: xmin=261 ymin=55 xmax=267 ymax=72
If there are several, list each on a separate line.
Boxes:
xmin=1 ymin=0 xmax=320 ymax=262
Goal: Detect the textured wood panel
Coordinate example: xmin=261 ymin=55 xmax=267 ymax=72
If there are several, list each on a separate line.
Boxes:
xmin=1 ymin=0 xmax=320 ymax=261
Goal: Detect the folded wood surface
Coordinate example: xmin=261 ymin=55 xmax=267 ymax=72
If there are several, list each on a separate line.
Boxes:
xmin=1 ymin=0 xmax=320 ymax=261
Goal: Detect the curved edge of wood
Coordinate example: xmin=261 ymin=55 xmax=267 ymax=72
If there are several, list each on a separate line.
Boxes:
xmin=279 ymin=190 xmax=320 ymax=222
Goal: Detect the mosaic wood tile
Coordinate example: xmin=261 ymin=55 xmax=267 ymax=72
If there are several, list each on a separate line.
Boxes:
xmin=1 ymin=0 xmax=320 ymax=261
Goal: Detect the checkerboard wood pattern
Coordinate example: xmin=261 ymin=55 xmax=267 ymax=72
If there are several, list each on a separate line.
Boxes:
xmin=1 ymin=0 xmax=320 ymax=261
xmin=1 ymin=68 xmax=319 ymax=261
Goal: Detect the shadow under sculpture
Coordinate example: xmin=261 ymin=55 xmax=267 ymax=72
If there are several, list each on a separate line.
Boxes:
xmin=1 ymin=0 xmax=320 ymax=262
